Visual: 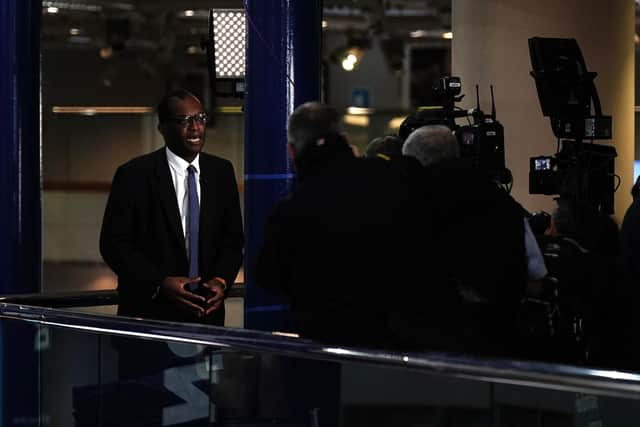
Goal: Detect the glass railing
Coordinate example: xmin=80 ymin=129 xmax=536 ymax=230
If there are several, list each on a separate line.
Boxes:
xmin=2 ymin=299 xmax=640 ymax=427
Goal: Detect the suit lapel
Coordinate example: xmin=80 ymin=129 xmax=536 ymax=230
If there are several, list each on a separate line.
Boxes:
xmin=199 ymin=155 xmax=218 ymax=248
xmin=153 ymin=148 xmax=187 ymax=256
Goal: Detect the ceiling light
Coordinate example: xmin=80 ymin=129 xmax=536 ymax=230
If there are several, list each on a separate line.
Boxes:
xmin=442 ymin=31 xmax=453 ymax=40
xmin=342 ymin=59 xmax=355 ymax=71
xmin=322 ymin=20 xmax=328 ymax=29
xmin=43 ymin=1 xmax=103 ymax=12
xmin=186 ymin=46 xmax=200 ymax=54
xmin=343 ymin=114 xmax=370 ymax=127
xmin=52 ymin=106 xmax=153 ymax=115
xmin=340 ymin=48 xmax=363 ymax=72
xmin=410 ymin=30 xmax=428 ymax=38
xmin=346 ymin=106 xmax=374 ymax=115
xmin=184 ymin=10 xmax=195 ymax=17
xmin=99 ymin=46 xmax=113 ymax=59
xmin=69 ymin=28 xmax=80 ymax=35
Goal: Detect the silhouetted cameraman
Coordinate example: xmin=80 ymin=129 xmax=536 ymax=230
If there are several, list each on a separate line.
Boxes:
xmin=402 ymin=125 xmax=528 ymax=357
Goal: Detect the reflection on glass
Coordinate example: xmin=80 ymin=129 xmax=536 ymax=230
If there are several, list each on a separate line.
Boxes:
xmin=4 ymin=315 xmax=640 ymax=427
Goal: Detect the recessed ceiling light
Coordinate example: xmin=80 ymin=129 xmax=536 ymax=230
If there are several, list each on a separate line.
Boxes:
xmin=46 ymin=6 xmax=59 ymax=14
xmin=442 ymin=31 xmax=453 ymax=39
xmin=184 ymin=10 xmax=195 ymax=17
xmin=99 ymin=46 xmax=113 ymax=59
xmin=69 ymin=28 xmax=80 ymax=35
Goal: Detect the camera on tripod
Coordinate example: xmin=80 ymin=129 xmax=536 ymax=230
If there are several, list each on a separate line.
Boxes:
xmin=528 ymin=37 xmax=617 ymax=214
xmin=400 ymin=76 xmax=511 ymax=185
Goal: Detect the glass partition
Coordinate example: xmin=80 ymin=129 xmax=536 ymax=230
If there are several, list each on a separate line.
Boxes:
xmin=41 ymin=1 xmax=246 ymax=297
xmin=33 ymin=0 xmax=640 ymax=395
xmin=3 ymin=303 xmax=640 ymax=427
xmin=40 ymin=0 xmax=447 ymax=299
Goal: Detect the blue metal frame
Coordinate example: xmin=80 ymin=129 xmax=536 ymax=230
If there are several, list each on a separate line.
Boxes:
xmin=243 ymin=0 xmax=322 ymax=331
xmin=0 ymin=1 xmax=42 ymax=425
xmin=0 ymin=0 xmax=42 ymax=295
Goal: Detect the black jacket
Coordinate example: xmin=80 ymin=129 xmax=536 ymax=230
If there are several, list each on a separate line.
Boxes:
xmin=100 ymin=148 xmax=244 ymax=324
xmin=414 ymin=160 xmax=528 ymax=356
xmin=256 ymin=145 xmax=426 ymax=348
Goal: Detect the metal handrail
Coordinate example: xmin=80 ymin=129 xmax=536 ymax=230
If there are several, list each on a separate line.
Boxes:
xmin=1 ymin=301 xmax=640 ymax=399
xmin=0 ymin=286 xmax=245 ymax=308
xmin=0 ymin=290 xmax=119 ymax=307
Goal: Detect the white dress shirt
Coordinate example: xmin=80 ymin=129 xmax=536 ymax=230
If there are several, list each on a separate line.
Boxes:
xmin=166 ymin=148 xmax=201 ymax=255
xmin=524 ymin=218 xmax=548 ymax=280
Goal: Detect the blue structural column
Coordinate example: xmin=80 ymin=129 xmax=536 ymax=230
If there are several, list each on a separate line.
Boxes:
xmin=244 ymin=0 xmax=322 ymax=331
xmin=0 ymin=0 xmax=42 ymax=294
xmin=0 ymin=1 xmax=42 ymax=425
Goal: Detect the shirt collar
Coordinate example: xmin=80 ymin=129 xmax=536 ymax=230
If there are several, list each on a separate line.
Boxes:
xmin=166 ymin=146 xmax=200 ymax=174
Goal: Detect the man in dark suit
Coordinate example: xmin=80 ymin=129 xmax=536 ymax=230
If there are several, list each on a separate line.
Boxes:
xmin=100 ymin=89 xmax=243 ymax=325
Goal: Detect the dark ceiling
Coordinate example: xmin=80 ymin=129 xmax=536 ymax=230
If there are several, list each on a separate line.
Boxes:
xmin=41 ymin=0 xmax=452 ymax=53
xmin=40 ymin=0 xmax=452 ymax=99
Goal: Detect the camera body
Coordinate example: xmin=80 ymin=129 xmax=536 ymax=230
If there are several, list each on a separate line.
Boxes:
xmin=457 ymin=115 xmax=509 ymax=183
xmin=432 ymin=76 xmax=462 ymax=106
xmin=528 ymin=37 xmax=617 ymax=214
xmin=529 ymin=141 xmax=617 ymax=213
xmin=400 ymin=76 xmax=511 ymax=184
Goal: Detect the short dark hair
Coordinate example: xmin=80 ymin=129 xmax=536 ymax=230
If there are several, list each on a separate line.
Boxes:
xmin=365 ymin=135 xmax=403 ymax=159
xmin=156 ymin=89 xmax=199 ymax=123
xmin=288 ymin=102 xmax=342 ymax=153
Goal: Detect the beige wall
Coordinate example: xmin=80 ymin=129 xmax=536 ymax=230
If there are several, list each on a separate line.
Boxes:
xmin=452 ymin=0 xmax=634 ymax=221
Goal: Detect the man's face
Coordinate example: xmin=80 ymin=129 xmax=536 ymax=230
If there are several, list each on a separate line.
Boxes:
xmin=159 ymin=95 xmax=207 ymax=162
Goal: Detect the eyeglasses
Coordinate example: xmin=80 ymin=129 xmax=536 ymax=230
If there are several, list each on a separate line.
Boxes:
xmin=166 ymin=112 xmax=209 ymax=127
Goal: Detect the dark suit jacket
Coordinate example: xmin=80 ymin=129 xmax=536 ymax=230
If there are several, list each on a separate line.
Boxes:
xmin=418 ymin=160 xmax=527 ymax=356
xmin=255 ymin=145 xmax=429 ymax=349
xmin=100 ymin=148 xmax=244 ymax=325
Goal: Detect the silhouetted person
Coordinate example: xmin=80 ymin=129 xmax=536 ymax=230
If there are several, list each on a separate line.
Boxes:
xmin=602 ymin=180 xmax=640 ymax=369
xmin=365 ymin=135 xmax=403 ymax=160
xmin=532 ymin=198 xmax=620 ymax=365
xmin=528 ymin=211 xmax=552 ymax=236
xmin=620 ymin=176 xmax=640 ymax=283
xmin=256 ymin=102 xmax=426 ymax=348
xmin=402 ymin=125 xmax=527 ymax=357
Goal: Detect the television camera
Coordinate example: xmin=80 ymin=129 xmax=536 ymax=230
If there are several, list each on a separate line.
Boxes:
xmin=528 ymin=37 xmax=617 ymax=214
xmin=399 ymin=76 xmax=512 ymax=185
